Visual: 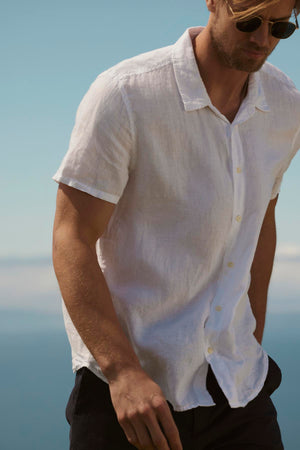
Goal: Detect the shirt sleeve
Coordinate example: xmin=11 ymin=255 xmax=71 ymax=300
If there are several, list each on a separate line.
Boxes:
xmin=52 ymin=72 xmax=135 ymax=204
xmin=270 ymin=125 xmax=300 ymax=200
xmin=270 ymin=170 xmax=284 ymax=199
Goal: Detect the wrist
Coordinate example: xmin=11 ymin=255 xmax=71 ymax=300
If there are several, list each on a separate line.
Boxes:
xmin=101 ymin=357 xmax=143 ymax=384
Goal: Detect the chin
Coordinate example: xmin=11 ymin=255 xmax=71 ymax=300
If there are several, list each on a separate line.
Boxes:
xmin=241 ymin=61 xmax=267 ymax=73
xmin=230 ymin=55 xmax=268 ymax=73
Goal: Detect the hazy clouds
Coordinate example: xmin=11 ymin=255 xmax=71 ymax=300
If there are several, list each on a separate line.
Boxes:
xmin=0 ymin=244 xmax=299 ymax=315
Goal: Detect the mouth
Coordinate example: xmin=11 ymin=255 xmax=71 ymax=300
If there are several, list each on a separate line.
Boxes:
xmin=242 ymin=48 xmax=268 ymax=59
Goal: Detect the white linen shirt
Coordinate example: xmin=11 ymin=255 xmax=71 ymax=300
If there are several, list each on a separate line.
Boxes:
xmin=53 ymin=27 xmax=300 ymax=411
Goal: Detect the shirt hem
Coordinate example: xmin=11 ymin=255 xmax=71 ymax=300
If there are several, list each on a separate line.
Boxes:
xmin=169 ymin=399 xmax=216 ymax=411
xmin=71 ymin=358 xmax=108 ymax=380
xmin=227 ymin=351 xmax=270 ymax=408
xmin=71 ymin=359 xmax=216 ymax=411
xmin=70 ymin=353 xmax=269 ymax=411
xmin=52 ymin=174 xmax=119 ymax=204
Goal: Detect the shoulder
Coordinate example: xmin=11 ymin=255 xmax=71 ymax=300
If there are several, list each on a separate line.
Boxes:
xmin=83 ymin=43 xmax=176 ymax=113
xmin=91 ymin=44 xmax=174 ymax=94
xmin=74 ymin=45 xmax=172 ymax=112
xmin=74 ymin=43 xmax=176 ymax=129
xmin=107 ymin=44 xmax=174 ymax=81
xmin=259 ymin=62 xmax=300 ymax=116
xmin=260 ymin=62 xmax=300 ymax=97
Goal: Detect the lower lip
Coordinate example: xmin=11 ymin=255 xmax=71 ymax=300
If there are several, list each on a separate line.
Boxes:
xmin=242 ymin=49 xmax=266 ymax=59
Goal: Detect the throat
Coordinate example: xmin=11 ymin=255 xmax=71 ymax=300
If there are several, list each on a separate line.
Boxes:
xmin=191 ymin=33 xmax=250 ymax=122
xmin=209 ymin=79 xmax=249 ymax=123
xmin=214 ymin=98 xmax=243 ymax=123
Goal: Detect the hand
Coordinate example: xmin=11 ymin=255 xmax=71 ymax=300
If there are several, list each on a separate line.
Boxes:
xmin=108 ymin=367 xmax=183 ymax=450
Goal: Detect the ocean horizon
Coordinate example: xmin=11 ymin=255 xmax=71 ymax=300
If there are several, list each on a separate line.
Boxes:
xmin=0 ymin=308 xmax=299 ymax=450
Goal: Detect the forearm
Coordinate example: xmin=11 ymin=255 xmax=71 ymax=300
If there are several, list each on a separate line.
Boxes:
xmin=53 ymin=231 xmax=142 ymax=382
xmin=248 ymin=202 xmax=277 ymax=344
xmin=248 ymin=283 xmax=270 ymax=345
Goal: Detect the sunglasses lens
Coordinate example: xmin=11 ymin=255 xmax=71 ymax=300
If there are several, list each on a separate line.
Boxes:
xmin=236 ymin=17 xmax=262 ymax=32
xmin=271 ymin=22 xmax=296 ymax=39
xmin=236 ymin=18 xmax=296 ymax=39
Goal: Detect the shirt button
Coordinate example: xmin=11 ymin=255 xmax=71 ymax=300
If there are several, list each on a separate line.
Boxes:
xmin=207 ymin=347 xmax=214 ymax=354
xmin=227 ymin=261 xmax=234 ymax=268
xmin=215 ymin=305 xmax=222 ymax=311
xmin=235 ymin=215 xmax=242 ymax=222
xmin=237 ymin=167 xmax=242 ymax=173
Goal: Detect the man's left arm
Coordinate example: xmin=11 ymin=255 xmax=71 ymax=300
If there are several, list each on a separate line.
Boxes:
xmin=248 ymin=195 xmax=279 ymax=345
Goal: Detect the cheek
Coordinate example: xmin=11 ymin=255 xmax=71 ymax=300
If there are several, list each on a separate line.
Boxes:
xmin=229 ymin=26 xmax=253 ymax=47
xmin=271 ymin=37 xmax=280 ymax=47
xmin=223 ymin=26 xmax=243 ymax=46
xmin=269 ymin=37 xmax=280 ymax=53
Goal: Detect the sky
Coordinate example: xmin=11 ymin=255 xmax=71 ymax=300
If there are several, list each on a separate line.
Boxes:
xmin=1 ymin=0 xmax=300 ymax=313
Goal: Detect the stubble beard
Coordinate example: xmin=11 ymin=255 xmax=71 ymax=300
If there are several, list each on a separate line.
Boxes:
xmin=209 ymin=26 xmax=270 ymax=73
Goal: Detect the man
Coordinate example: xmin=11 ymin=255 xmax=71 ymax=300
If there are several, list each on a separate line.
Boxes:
xmin=52 ymin=0 xmax=300 ymax=448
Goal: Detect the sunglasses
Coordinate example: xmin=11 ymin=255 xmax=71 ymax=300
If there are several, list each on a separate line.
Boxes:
xmin=225 ymin=0 xmax=299 ymax=39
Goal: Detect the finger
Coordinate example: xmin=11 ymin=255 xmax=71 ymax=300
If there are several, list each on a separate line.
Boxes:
xmin=120 ymin=420 xmax=140 ymax=449
xmin=143 ymin=410 xmax=171 ymax=450
xmin=155 ymin=402 xmax=183 ymax=450
xmin=130 ymin=415 xmax=155 ymax=450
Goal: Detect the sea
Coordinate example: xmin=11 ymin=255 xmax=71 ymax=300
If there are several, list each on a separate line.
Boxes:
xmin=0 ymin=309 xmax=299 ymax=450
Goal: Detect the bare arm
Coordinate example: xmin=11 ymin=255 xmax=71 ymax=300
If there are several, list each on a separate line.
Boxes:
xmin=248 ymin=195 xmax=278 ymax=345
xmin=52 ymin=183 xmax=182 ymax=450
xmin=52 ymin=183 xmax=141 ymax=378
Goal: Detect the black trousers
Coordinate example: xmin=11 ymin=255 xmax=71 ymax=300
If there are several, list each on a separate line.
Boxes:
xmin=66 ymin=355 xmax=284 ymax=449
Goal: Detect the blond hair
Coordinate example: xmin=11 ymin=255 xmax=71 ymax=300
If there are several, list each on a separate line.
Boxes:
xmin=229 ymin=0 xmax=300 ymax=20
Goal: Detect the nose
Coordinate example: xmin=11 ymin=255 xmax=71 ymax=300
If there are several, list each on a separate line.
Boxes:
xmin=248 ymin=22 xmax=270 ymax=48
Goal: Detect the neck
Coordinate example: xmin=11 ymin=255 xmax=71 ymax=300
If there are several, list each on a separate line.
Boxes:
xmin=192 ymin=28 xmax=249 ymax=122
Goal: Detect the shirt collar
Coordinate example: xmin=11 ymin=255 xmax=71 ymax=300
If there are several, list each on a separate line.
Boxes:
xmin=172 ymin=27 xmax=270 ymax=115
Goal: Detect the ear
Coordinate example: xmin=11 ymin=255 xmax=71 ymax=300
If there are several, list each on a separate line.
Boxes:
xmin=206 ymin=0 xmax=218 ymax=13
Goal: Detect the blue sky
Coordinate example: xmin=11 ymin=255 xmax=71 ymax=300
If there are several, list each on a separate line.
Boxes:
xmin=1 ymin=1 xmax=300 ymax=312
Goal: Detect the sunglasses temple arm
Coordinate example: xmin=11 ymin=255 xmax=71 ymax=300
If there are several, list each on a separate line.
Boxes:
xmin=295 ymin=9 xmax=299 ymax=29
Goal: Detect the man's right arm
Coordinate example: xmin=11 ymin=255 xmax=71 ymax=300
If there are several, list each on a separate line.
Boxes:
xmin=52 ymin=183 xmax=182 ymax=450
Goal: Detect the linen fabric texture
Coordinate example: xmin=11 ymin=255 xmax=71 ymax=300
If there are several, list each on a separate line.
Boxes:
xmin=53 ymin=27 xmax=300 ymax=411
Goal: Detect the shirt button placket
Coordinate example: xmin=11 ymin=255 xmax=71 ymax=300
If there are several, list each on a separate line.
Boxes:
xmin=227 ymin=126 xmax=244 ymax=276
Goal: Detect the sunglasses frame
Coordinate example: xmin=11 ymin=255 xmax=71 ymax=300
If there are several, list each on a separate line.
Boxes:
xmin=224 ymin=0 xmax=299 ymax=39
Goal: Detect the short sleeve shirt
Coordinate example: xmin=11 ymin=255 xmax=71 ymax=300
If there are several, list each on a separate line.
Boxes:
xmin=53 ymin=27 xmax=300 ymax=411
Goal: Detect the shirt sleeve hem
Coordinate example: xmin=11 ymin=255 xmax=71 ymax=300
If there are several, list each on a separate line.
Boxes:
xmin=52 ymin=174 xmax=120 ymax=204
xmin=270 ymin=190 xmax=280 ymax=200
